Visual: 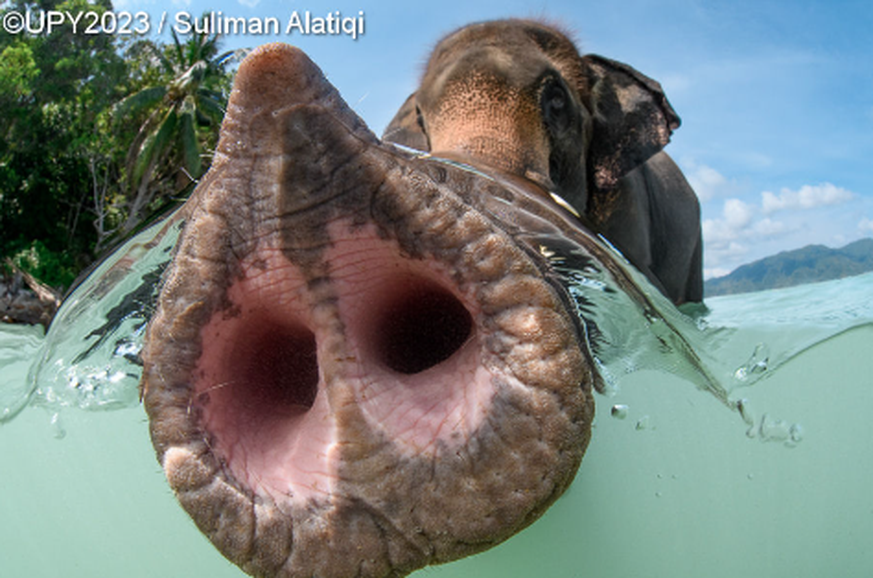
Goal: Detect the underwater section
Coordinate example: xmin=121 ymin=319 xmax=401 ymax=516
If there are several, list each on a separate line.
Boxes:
xmin=2 ymin=276 xmax=872 ymax=577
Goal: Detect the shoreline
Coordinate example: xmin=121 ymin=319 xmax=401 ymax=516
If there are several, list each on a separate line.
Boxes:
xmin=1 ymin=261 xmax=60 ymax=327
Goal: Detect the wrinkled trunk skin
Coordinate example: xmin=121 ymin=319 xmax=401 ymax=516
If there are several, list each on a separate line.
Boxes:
xmin=141 ymin=44 xmax=596 ymax=578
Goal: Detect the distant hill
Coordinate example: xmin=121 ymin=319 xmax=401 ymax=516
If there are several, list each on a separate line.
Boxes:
xmin=705 ymin=238 xmax=873 ymax=297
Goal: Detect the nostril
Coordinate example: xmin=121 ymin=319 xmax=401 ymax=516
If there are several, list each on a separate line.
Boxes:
xmin=194 ymin=309 xmax=324 ymax=495
xmin=200 ymin=317 xmax=320 ymax=430
xmin=373 ymin=278 xmax=473 ymax=374
xmin=239 ymin=323 xmax=319 ymax=416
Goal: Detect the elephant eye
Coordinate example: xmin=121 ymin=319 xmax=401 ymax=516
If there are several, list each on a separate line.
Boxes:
xmin=541 ymin=78 xmax=572 ymax=136
xmin=544 ymin=83 xmax=566 ymax=111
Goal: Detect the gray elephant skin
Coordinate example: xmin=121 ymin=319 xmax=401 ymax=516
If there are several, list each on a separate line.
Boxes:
xmin=140 ymin=20 xmax=698 ymax=578
xmin=384 ymin=20 xmax=703 ymax=305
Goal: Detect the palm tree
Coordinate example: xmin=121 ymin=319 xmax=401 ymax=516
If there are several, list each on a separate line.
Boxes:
xmin=113 ymin=29 xmax=246 ymax=235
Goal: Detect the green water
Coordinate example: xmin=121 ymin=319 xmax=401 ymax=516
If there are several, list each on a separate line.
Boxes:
xmin=2 ymin=322 xmax=871 ymax=577
xmin=2 ymin=215 xmax=872 ymax=577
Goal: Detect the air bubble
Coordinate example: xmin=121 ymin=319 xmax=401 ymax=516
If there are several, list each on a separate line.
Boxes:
xmin=734 ymin=343 xmax=770 ymax=381
xmin=786 ymin=423 xmax=804 ymax=447
xmin=734 ymin=399 xmax=803 ymax=446
xmin=756 ymin=414 xmax=804 ymax=447
xmin=635 ymin=415 xmax=650 ymax=430
xmin=611 ymin=404 xmax=629 ymax=419
xmin=759 ymin=413 xmax=791 ymax=442
xmin=50 ymin=412 xmax=66 ymax=440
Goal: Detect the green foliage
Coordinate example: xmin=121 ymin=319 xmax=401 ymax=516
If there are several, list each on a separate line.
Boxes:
xmin=8 ymin=240 xmax=79 ymax=290
xmin=112 ymin=30 xmax=245 ymax=236
xmin=0 ymin=1 xmax=240 ymax=295
xmin=0 ymin=42 xmax=39 ymax=99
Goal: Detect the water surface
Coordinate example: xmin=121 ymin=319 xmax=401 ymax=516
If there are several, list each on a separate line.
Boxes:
xmin=2 ymin=223 xmax=872 ymax=577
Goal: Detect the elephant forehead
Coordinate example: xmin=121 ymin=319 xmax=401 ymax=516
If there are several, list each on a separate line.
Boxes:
xmin=425 ymin=19 xmax=583 ymax=93
xmin=432 ymin=69 xmax=536 ymax=112
xmin=424 ymin=46 xmax=547 ymax=101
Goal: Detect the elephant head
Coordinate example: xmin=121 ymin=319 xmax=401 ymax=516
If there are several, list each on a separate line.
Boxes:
xmin=383 ymin=19 xmax=680 ymax=217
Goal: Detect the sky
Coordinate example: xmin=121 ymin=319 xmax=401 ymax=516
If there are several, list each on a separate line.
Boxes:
xmin=108 ymin=0 xmax=873 ymax=278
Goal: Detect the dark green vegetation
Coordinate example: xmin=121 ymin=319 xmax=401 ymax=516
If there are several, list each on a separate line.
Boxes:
xmin=0 ymin=0 xmax=242 ymax=291
xmin=705 ymin=238 xmax=873 ymax=297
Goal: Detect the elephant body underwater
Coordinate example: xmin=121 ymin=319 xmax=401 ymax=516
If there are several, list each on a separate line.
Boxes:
xmin=140 ymin=20 xmax=702 ymax=578
xmin=384 ymin=19 xmax=703 ymax=305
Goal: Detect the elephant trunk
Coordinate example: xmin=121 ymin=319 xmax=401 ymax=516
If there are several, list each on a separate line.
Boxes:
xmin=141 ymin=44 xmax=593 ymax=578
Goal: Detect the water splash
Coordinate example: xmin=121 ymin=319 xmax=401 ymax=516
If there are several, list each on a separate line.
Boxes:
xmin=7 ymin=211 xmax=184 ymax=420
xmin=539 ymin=236 xmax=734 ymax=405
xmin=734 ymin=343 xmax=770 ymax=381
xmin=540 ymin=240 xmax=873 ymax=443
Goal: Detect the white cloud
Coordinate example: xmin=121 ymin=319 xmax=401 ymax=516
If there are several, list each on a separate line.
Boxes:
xmin=703 ymin=197 xmax=791 ymax=273
xmin=703 ymin=239 xmax=751 ymax=278
xmin=702 ymin=218 xmax=731 ymax=245
xmin=697 ymin=174 xmax=859 ymax=275
xmin=682 ymin=160 xmax=730 ymax=202
xmin=723 ymin=198 xmax=753 ymax=229
xmin=752 ymin=217 xmax=787 ymax=237
xmin=688 ymin=165 xmax=727 ymax=202
xmin=761 ymin=183 xmax=854 ymax=214
xmin=704 ymin=267 xmax=732 ymax=280
xmin=238 ymin=0 xmax=262 ymax=7
xmin=704 ymin=183 xmax=855 ymax=250
xmin=702 ymin=198 xmax=756 ymax=246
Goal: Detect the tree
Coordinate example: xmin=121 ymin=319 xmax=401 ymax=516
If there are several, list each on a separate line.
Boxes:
xmin=113 ymin=29 xmax=244 ymax=235
xmin=0 ymin=42 xmax=39 ymax=101
xmin=0 ymin=1 xmax=240 ymax=292
xmin=0 ymin=0 xmax=127 ymax=288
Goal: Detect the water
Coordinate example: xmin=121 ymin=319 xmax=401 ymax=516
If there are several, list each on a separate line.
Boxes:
xmin=1 ymin=213 xmax=872 ymax=577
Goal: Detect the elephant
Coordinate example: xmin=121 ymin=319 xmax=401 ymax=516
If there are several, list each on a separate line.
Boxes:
xmin=383 ymin=19 xmax=703 ymax=305
xmin=138 ymin=39 xmax=712 ymax=578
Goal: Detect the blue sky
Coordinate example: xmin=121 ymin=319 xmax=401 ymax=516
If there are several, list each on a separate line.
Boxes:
xmin=115 ymin=0 xmax=873 ymax=278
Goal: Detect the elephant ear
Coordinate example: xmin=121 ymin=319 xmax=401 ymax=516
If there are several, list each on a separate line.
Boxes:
xmin=383 ymin=93 xmax=430 ymax=152
xmin=581 ymin=55 xmax=680 ymax=190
